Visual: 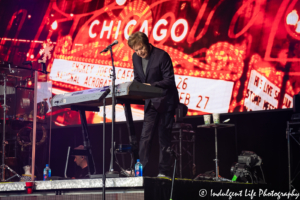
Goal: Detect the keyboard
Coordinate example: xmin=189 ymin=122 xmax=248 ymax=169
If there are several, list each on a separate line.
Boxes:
xmin=52 ymin=81 xmax=163 ymax=108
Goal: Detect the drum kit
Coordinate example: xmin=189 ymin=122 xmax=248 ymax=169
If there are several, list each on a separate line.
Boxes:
xmin=0 ymin=62 xmax=48 ymax=181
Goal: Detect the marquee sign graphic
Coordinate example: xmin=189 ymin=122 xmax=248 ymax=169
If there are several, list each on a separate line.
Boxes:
xmin=0 ymin=0 xmax=299 ymax=125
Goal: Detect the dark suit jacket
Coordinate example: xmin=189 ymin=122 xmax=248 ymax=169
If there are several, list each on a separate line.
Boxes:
xmin=132 ymin=45 xmax=179 ymax=113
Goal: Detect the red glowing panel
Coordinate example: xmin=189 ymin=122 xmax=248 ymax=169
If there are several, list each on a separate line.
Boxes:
xmin=0 ymin=0 xmax=299 ymax=126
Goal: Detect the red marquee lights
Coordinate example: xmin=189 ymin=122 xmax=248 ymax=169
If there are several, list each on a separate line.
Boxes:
xmin=51 ymin=38 xmax=246 ymax=84
xmin=1 ymin=0 xmax=299 ymax=124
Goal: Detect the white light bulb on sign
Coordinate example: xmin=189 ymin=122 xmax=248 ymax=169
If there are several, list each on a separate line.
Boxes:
xmin=51 ymin=21 xmax=58 ymax=30
xmin=116 ymin=0 xmax=126 ymax=6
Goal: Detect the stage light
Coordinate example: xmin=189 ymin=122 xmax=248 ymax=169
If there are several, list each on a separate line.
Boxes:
xmin=27 ymin=79 xmax=32 ymax=86
xmin=30 ymin=55 xmax=34 ymax=59
xmin=51 ymin=21 xmax=58 ymax=30
xmin=286 ymin=10 xmax=298 ymax=25
xmin=116 ymin=0 xmax=126 ymax=6
xmin=28 ymin=15 xmax=31 ymax=19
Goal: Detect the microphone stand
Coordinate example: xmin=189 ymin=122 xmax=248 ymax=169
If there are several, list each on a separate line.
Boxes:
xmin=102 ymin=98 xmax=106 ymax=200
xmin=1 ymin=74 xmax=6 ymax=181
xmin=169 ymin=147 xmax=177 ymax=200
xmin=107 ymin=45 xmax=119 ymax=176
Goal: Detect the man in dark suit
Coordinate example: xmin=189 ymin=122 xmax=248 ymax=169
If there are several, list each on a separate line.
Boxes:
xmin=128 ymin=31 xmax=179 ymax=177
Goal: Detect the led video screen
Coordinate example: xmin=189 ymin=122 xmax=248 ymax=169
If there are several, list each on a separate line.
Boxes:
xmin=0 ymin=0 xmax=299 ymax=126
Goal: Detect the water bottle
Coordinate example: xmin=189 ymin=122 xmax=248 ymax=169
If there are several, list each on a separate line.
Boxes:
xmin=135 ymin=159 xmax=143 ymax=177
xmin=43 ymin=164 xmax=51 ymax=181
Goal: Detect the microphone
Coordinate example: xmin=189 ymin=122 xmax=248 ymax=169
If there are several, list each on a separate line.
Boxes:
xmin=100 ymin=40 xmax=118 ymax=53
xmin=103 ymin=88 xmax=111 ymax=97
xmin=100 ymin=88 xmax=111 ymax=101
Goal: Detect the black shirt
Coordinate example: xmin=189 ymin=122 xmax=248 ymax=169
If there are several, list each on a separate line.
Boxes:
xmin=74 ymin=166 xmax=89 ymax=179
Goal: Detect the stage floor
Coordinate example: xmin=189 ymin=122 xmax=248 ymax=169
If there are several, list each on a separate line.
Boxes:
xmin=0 ymin=177 xmax=291 ymax=200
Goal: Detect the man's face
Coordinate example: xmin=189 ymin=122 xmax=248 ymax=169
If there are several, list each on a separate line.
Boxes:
xmin=74 ymin=155 xmax=84 ymax=167
xmin=133 ymin=43 xmax=149 ymax=59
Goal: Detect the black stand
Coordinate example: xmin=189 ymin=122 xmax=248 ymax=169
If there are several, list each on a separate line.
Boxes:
xmin=0 ymin=164 xmax=21 ymax=181
xmin=107 ymin=46 xmax=119 ymax=176
xmin=1 ymin=73 xmax=21 ymax=182
xmin=1 ymin=74 xmax=7 ymax=181
xmin=123 ymin=102 xmax=139 ymax=161
xmin=103 ymin=98 xmax=106 ymax=200
xmin=71 ymin=105 xmax=98 ymax=177
xmin=169 ymin=147 xmax=177 ymax=200
xmin=287 ymin=120 xmax=300 ymax=192
xmin=197 ymin=123 xmax=234 ymax=181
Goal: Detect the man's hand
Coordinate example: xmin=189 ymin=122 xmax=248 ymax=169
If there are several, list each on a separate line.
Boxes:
xmin=143 ymin=83 xmax=151 ymax=86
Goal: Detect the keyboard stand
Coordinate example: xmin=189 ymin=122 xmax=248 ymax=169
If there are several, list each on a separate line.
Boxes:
xmin=69 ymin=101 xmax=139 ymax=178
xmin=121 ymin=101 xmax=139 ymax=162
xmin=71 ymin=105 xmax=99 ymax=178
